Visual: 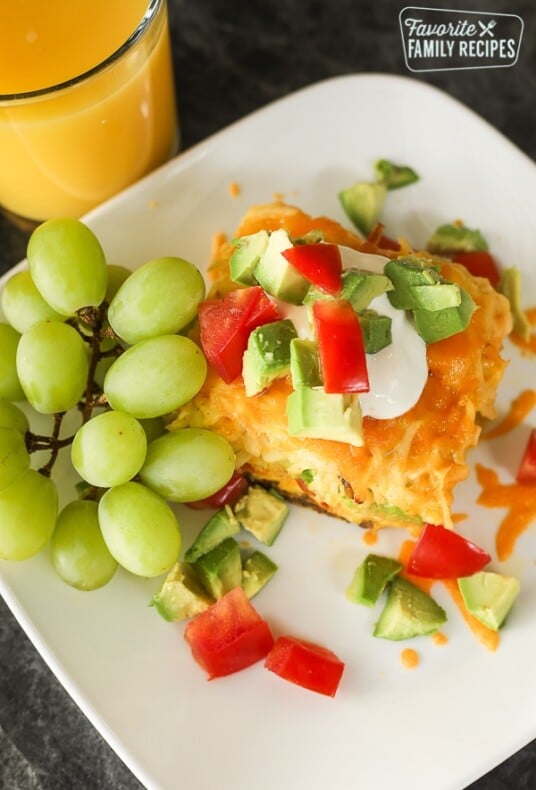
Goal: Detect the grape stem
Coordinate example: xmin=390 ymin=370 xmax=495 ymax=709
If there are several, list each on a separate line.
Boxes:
xmin=28 ymin=303 xmax=125 ymax=476
xmin=33 ymin=412 xmax=67 ymax=477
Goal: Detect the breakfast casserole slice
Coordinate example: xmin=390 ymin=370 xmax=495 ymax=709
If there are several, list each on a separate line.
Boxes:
xmin=171 ymin=202 xmax=512 ymax=533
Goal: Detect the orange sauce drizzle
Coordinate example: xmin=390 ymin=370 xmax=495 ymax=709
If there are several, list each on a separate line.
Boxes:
xmin=398 ymin=540 xmax=499 ymax=650
xmin=398 ymin=539 xmax=434 ymax=593
xmin=452 ymin=512 xmax=468 ymax=524
xmin=482 ymin=389 xmax=536 ymax=440
xmin=432 ymin=632 xmax=448 ymax=646
xmin=228 ymin=181 xmax=241 ymax=197
xmin=475 ymin=463 xmax=536 ymax=561
xmin=363 ymin=530 xmax=378 ymax=546
xmin=401 ymin=648 xmax=420 ymax=669
xmin=509 ymin=307 xmax=536 ymax=355
xmin=211 ymin=231 xmax=227 ymax=259
xmin=442 ymin=579 xmax=500 ymax=652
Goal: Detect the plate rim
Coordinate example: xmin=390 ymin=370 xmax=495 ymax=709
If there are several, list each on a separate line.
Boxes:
xmin=1 ymin=71 xmax=535 ymax=790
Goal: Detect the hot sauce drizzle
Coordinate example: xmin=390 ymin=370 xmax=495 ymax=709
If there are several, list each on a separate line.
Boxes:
xmin=482 ymin=389 xmax=536 ymax=440
xmin=475 ymin=463 xmax=536 ymax=561
xmin=401 ymin=648 xmax=420 ymax=669
xmin=398 ymin=539 xmax=434 ymax=593
xmin=363 ymin=530 xmax=378 ymax=546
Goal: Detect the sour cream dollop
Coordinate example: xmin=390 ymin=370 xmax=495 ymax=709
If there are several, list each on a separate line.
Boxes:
xmin=278 ymin=245 xmax=428 ymax=420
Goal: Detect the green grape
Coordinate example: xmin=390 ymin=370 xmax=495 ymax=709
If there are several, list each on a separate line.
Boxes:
xmin=107 ymin=256 xmax=205 ymax=345
xmin=0 ymin=323 xmax=25 ymax=401
xmin=0 ymin=469 xmax=58 ymax=560
xmin=0 ymin=427 xmax=30 ymax=491
xmin=1 ymin=270 xmax=65 ymax=333
xmin=27 ymin=218 xmax=107 ymax=315
xmin=140 ymin=428 xmax=235 ymax=502
xmin=104 ymin=335 xmax=207 ymax=419
xmin=16 ymin=320 xmax=89 ymax=414
xmin=51 ymin=500 xmax=117 ymax=590
xmin=71 ymin=410 xmax=147 ymax=488
xmin=0 ymin=400 xmax=29 ymax=434
xmin=98 ymin=481 xmax=181 ymax=577
xmin=105 ymin=264 xmax=131 ymax=302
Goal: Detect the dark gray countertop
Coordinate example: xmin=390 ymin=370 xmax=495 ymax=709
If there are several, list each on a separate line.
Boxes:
xmin=1 ymin=1 xmax=535 ymax=788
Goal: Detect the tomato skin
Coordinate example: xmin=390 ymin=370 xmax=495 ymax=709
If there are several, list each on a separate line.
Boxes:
xmin=516 ymin=428 xmax=536 ymax=484
xmin=377 ymin=234 xmax=400 ymax=251
xmin=282 ymin=243 xmax=342 ymax=294
xmin=198 ymin=287 xmax=280 ymax=383
xmin=184 ymin=587 xmax=274 ymax=679
xmin=265 ymin=636 xmax=345 ymax=697
xmin=451 ymin=251 xmax=501 ymax=288
xmin=313 ymin=299 xmax=370 ymax=393
xmin=185 ymin=471 xmax=249 ymax=509
xmin=407 ymin=523 xmax=491 ymax=579
xmin=365 ymin=223 xmax=400 ymax=252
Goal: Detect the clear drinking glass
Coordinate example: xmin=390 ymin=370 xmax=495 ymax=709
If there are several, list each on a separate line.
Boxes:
xmin=0 ymin=0 xmax=179 ymax=224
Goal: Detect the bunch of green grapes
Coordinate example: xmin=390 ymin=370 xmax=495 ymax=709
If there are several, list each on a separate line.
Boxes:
xmin=0 ymin=218 xmax=235 ymax=591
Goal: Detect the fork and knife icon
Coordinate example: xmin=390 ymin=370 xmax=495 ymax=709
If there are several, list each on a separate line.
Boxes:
xmin=478 ymin=19 xmax=496 ymax=36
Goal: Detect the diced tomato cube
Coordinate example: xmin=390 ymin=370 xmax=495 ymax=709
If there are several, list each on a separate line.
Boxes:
xmin=313 ymin=299 xmax=370 ymax=393
xmin=198 ymin=287 xmax=280 ymax=383
xmin=282 ymin=243 xmax=342 ymax=294
xmin=185 ymin=471 xmax=249 ymax=509
xmin=184 ymin=586 xmax=274 ymax=679
xmin=451 ymin=251 xmax=501 ymax=288
xmin=265 ymin=635 xmax=345 ymax=697
xmin=377 ymin=234 xmax=400 ymax=251
xmin=407 ymin=523 xmax=491 ymax=579
xmin=516 ymin=428 xmax=536 ymax=484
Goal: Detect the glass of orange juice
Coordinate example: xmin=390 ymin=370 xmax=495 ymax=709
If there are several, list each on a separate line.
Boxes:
xmin=0 ymin=0 xmax=179 ymax=224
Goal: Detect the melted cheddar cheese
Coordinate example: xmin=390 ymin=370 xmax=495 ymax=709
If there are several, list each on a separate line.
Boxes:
xmin=173 ymin=203 xmax=512 ymax=531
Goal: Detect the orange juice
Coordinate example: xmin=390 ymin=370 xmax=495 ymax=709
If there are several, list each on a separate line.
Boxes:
xmin=0 ymin=0 xmax=178 ymax=221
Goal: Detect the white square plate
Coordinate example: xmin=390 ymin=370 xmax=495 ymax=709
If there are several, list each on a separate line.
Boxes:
xmin=1 ymin=74 xmax=535 ymax=790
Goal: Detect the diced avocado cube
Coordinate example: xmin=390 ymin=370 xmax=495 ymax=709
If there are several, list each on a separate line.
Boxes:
xmin=303 ymin=270 xmax=392 ymax=313
xmin=292 ymin=229 xmax=324 ymax=245
xmin=150 ymin=562 xmax=213 ymax=622
xmin=346 ymin=554 xmax=402 ymax=606
xmin=253 ymin=229 xmax=310 ymax=304
xmin=342 ymin=269 xmax=393 ymax=311
xmin=234 ymin=486 xmax=289 ymax=546
xmin=338 ymin=181 xmax=387 ymax=236
xmin=388 ymin=281 xmax=462 ymax=311
xmin=242 ymin=551 xmax=278 ymax=598
xmin=358 ymin=310 xmax=392 ymax=354
xmin=458 ymin=571 xmax=520 ymax=631
xmin=385 ymin=257 xmax=441 ymax=289
xmin=242 ymin=319 xmax=297 ymax=397
xmin=184 ymin=507 xmax=240 ymax=563
xmin=427 ymin=223 xmax=488 ymax=254
xmin=413 ymin=287 xmax=476 ymax=343
xmin=497 ymin=267 xmax=531 ymax=342
xmin=409 ymin=282 xmax=462 ymax=311
xmin=290 ymin=338 xmax=322 ymax=388
xmin=190 ymin=537 xmax=243 ymax=599
xmin=373 ymin=577 xmax=447 ymax=640
xmin=286 ymin=386 xmax=364 ymax=447
xmin=229 ymin=230 xmax=270 ymax=285
xmin=374 ymin=159 xmax=419 ymax=190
